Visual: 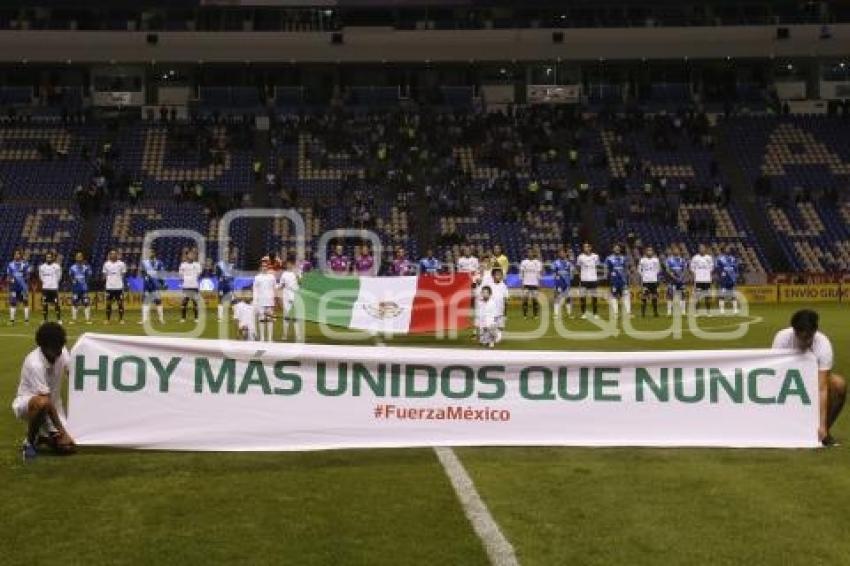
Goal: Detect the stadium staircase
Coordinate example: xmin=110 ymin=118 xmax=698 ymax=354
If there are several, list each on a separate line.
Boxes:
xmin=715 ymin=126 xmax=789 ymax=272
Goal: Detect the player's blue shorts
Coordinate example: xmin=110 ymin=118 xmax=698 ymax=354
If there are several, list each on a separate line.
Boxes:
xmin=9 ymin=284 xmax=27 ymax=305
xmin=554 ymin=278 xmax=570 ymax=295
xmin=667 ymin=279 xmax=685 ymax=295
xmin=218 ymin=282 xmax=234 ymax=302
xmin=72 ymin=289 xmax=90 ymax=306
xmin=610 ymin=282 xmax=626 ymax=298
xmin=720 ymin=279 xmax=736 ymax=296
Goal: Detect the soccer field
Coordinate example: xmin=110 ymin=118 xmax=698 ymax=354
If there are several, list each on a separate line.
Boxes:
xmin=2 ymin=303 xmax=849 ymax=566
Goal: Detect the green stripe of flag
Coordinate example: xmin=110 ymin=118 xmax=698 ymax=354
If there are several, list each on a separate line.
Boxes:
xmin=299 ymin=272 xmax=361 ymax=328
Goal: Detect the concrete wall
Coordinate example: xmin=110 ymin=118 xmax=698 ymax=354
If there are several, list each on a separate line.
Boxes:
xmin=0 ymin=24 xmax=847 ymax=64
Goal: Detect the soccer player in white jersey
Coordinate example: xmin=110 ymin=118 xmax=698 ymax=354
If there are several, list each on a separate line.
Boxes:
xmin=477 ymin=286 xmax=502 ymax=349
xmin=38 ymin=251 xmax=62 ymax=324
xmin=576 ymin=242 xmax=600 ymax=319
xmin=232 ymin=297 xmax=257 ymax=341
xmin=772 ymin=309 xmax=846 ymax=445
xmin=102 ymin=249 xmax=127 ymax=324
xmin=13 ymin=322 xmax=75 ymax=461
xmin=519 ymin=248 xmax=543 ymax=319
xmin=253 ymin=257 xmax=277 ymax=342
xmin=277 ymin=257 xmax=301 ymax=342
xmin=638 ymin=246 xmax=661 ymax=317
xmin=179 ymin=250 xmax=203 ymax=322
xmin=690 ymin=244 xmax=714 ymax=315
xmin=456 ymin=245 xmax=480 ymax=274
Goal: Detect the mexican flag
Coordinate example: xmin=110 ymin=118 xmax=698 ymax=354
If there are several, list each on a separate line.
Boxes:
xmin=298 ymin=272 xmax=472 ymax=334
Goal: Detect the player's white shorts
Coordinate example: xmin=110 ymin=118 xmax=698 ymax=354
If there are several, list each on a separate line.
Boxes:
xmin=12 ymin=395 xmax=32 ymax=420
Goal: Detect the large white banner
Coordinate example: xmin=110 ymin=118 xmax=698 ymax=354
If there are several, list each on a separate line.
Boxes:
xmin=68 ymin=333 xmax=820 ymax=450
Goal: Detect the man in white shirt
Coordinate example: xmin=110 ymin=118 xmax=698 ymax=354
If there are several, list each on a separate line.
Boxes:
xmin=253 ymin=257 xmax=278 ymax=342
xmin=519 ymin=248 xmax=543 ymax=319
xmin=277 ymin=258 xmax=302 ymax=342
xmin=102 ymin=249 xmax=127 ymax=324
xmin=576 ymin=242 xmax=600 ymax=319
xmin=690 ymin=244 xmax=714 ymax=315
xmin=12 ymin=322 xmax=75 ymax=461
xmin=638 ymin=246 xmax=661 ymax=318
xmin=38 ymin=251 xmax=62 ymax=324
xmin=179 ymin=250 xmax=203 ymax=322
xmin=232 ymin=297 xmax=257 ymax=341
xmin=772 ymin=309 xmax=846 ymax=446
xmin=456 ymin=245 xmax=480 ymax=274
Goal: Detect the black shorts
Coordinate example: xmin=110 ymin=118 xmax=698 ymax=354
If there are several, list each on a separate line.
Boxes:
xmin=106 ymin=289 xmax=124 ymax=302
xmin=695 ymin=282 xmax=711 ymax=292
xmin=42 ymin=290 xmax=58 ymax=304
xmin=642 ymin=282 xmax=659 ymax=295
xmin=522 ymin=285 xmax=539 ymax=292
xmin=580 ymin=281 xmax=598 ymax=290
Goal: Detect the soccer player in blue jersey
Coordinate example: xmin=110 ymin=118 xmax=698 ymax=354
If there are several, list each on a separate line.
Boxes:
xmin=140 ymin=249 xmax=165 ymax=324
xmin=551 ymin=248 xmax=575 ymax=318
xmin=418 ymin=249 xmax=441 ymax=276
xmin=7 ymin=249 xmax=31 ymax=324
xmin=604 ymin=244 xmax=631 ymax=318
xmin=215 ymin=251 xmax=236 ymax=323
xmin=69 ymin=252 xmax=92 ymax=324
xmin=664 ymin=244 xmax=688 ymax=316
xmin=716 ymin=245 xmax=740 ymax=315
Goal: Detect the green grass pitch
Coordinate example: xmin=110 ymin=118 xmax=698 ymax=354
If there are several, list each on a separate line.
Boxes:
xmin=1 ymin=302 xmax=849 ymax=566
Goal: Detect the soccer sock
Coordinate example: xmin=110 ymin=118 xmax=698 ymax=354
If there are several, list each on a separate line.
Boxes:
xmin=258 ymin=320 xmax=265 ymax=341
xmin=9 ymin=306 xmax=14 ymax=321
xmin=55 ymin=304 xmax=61 ymax=320
xmin=294 ymin=322 xmax=303 ymax=342
xmin=532 ymin=299 xmax=539 ymax=318
xmin=24 ymin=306 xmax=29 ymax=321
xmin=591 ymin=297 xmax=598 ymax=315
xmin=624 ymin=293 xmax=631 ymax=314
xmin=610 ymin=298 xmax=619 ymax=316
xmin=522 ymin=297 xmax=528 ymax=317
xmin=142 ymin=304 xmax=150 ymax=322
xmin=192 ymin=300 xmax=199 ymax=320
xmin=680 ymin=298 xmax=686 ymax=313
xmin=71 ymin=306 xmax=77 ymax=321
xmin=157 ymin=305 xmax=164 ymax=322
xmin=106 ymin=303 xmax=112 ymax=321
xmin=641 ymin=297 xmax=647 ymax=317
xmin=719 ymin=300 xmax=726 ymax=314
xmin=85 ymin=306 xmax=91 ymax=321
xmin=217 ymin=304 xmax=223 ymax=321
xmin=704 ymin=297 xmax=711 ymax=313
xmin=732 ymin=300 xmax=739 ymax=314
xmin=118 ymin=301 xmax=125 ymax=322
xmin=554 ymin=296 xmax=561 ymax=316
xmin=42 ymin=303 xmax=48 ymax=322
xmin=652 ymin=297 xmax=658 ymax=316
xmin=566 ymin=299 xmax=572 ymax=316
xmin=580 ymin=297 xmax=586 ymax=314
xmin=265 ymin=320 xmax=274 ymax=342
xmin=667 ymin=299 xmax=673 ymax=315
xmin=282 ymin=319 xmax=289 ymax=340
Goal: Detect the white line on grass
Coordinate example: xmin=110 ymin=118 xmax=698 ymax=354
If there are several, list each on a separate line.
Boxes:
xmin=434 ymin=447 xmax=519 ymax=566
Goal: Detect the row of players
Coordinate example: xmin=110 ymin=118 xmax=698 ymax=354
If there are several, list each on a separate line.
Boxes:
xmin=3 ymin=240 xmax=739 ymax=325
xmin=476 ymin=242 xmax=740 ymax=320
xmin=4 ymin=248 xmax=239 ymax=325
